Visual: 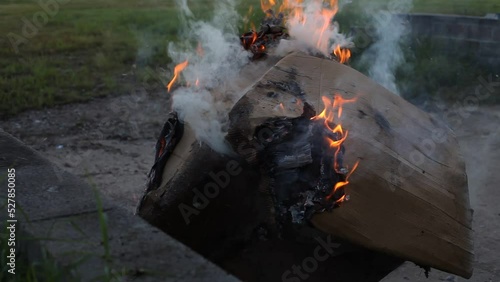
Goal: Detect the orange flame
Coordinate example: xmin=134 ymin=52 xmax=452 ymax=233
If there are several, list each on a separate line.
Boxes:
xmin=261 ymin=0 xmax=276 ymax=12
xmin=244 ymin=6 xmax=254 ymax=31
xmin=316 ymin=8 xmax=336 ymax=51
xmin=327 ymin=160 xmax=359 ymax=202
xmin=252 ymin=31 xmax=258 ymax=45
xmin=333 ymin=45 xmax=351 ymax=64
xmin=312 ymin=94 xmax=359 ymax=204
xmin=167 ymin=60 xmax=188 ymax=92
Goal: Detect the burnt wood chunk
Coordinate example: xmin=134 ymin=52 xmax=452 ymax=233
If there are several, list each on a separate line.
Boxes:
xmin=146 ymin=111 xmax=183 ymax=193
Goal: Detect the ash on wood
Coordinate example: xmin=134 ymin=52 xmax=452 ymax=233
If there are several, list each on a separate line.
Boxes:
xmin=225 ymin=52 xmax=474 ymax=278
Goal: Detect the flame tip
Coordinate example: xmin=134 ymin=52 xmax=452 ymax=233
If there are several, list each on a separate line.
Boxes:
xmin=313 ymin=93 xmax=359 ymax=203
xmin=166 ymin=60 xmax=189 ymax=92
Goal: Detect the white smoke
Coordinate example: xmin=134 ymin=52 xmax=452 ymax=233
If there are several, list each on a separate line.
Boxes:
xmin=358 ymin=0 xmax=413 ymax=95
xmin=276 ymin=0 xmax=353 ymax=57
xmin=168 ymin=0 xmax=249 ymax=153
xmin=168 ymin=0 xmax=354 ymax=153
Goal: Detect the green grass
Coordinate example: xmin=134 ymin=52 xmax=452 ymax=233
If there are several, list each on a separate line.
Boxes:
xmin=340 ymin=0 xmax=500 ymax=16
xmin=0 ymin=201 xmax=78 ymax=282
xmin=0 ymin=0 xmax=244 ymax=117
xmin=344 ymin=0 xmax=500 ymax=16
xmin=0 ymin=0 xmax=498 ymax=117
xmin=412 ymin=0 xmax=500 ymax=16
xmin=335 ymin=0 xmax=498 ymax=103
xmin=1 ymin=0 xmax=171 ymax=116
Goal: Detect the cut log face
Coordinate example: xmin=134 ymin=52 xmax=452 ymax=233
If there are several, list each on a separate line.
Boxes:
xmin=225 ymin=52 xmax=474 ymax=278
xmin=136 ymin=56 xmax=285 ymax=254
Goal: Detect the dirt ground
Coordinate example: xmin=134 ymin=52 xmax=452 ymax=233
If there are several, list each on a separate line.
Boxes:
xmin=1 ymin=88 xmax=499 ymax=281
xmin=1 ymin=88 xmax=170 ymax=213
xmin=452 ymin=106 xmax=500 ymax=281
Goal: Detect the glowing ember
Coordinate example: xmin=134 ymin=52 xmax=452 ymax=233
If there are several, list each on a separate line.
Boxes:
xmin=312 ymin=94 xmax=359 ymax=204
xmin=273 ymin=102 xmax=286 ymax=113
xmin=166 ymin=60 xmax=189 ymax=93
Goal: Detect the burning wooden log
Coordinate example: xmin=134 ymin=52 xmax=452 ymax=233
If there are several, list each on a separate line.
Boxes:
xmin=136 ymin=57 xmax=285 ymax=255
xmin=137 ymin=52 xmax=473 ymax=279
xmin=225 ymin=52 xmax=473 ymax=278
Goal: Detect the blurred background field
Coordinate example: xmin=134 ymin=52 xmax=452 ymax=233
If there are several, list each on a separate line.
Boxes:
xmin=0 ymin=0 xmax=499 ymax=116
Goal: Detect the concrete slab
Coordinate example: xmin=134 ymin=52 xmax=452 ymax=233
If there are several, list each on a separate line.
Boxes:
xmin=380 ymin=261 xmax=496 ymax=282
xmin=0 ymin=129 xmax=238 ymax=281
xmin=0 ymin=129 xmax=109 ymax=222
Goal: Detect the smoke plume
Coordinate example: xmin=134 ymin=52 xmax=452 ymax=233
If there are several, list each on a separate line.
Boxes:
xmin=168 ymin=0 xmax=249 ymax=153
xmin=358 ymin=0 xmax=413 ymax=95
xmin=168 ymin=0 xmax=353 ymax=153
xmin=288 ymin=1 xmax=351 ymax=55
xmin=275 ymin=0 xmax=352 ymax=57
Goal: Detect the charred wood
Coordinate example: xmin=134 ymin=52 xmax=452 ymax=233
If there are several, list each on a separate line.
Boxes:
xmin=145 ymin=111 xmax=183 ymax=193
